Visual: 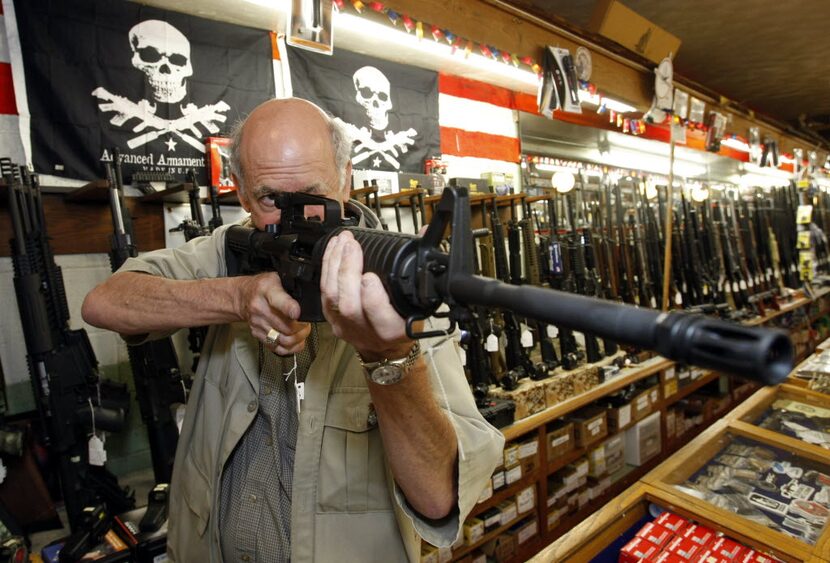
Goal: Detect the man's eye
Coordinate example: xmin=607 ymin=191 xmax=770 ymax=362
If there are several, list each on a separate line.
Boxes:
xmin=260 ymin=194 xmax=277 ymax=208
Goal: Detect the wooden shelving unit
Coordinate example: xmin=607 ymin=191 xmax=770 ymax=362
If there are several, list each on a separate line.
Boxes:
xmin=433 ymin=292 xmax=830 ymax=562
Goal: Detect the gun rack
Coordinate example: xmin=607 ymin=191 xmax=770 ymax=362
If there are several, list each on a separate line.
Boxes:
xmin=137 ymin=183 xmax=194 ymax=204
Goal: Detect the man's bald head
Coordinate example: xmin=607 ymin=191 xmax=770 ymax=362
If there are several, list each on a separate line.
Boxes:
xmin=229 ymin=98 xmax=353 ymax=195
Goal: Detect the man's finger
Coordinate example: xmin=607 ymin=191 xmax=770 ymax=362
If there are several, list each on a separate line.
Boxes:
xmin=336 ymin=237 xmax=365 ymax=318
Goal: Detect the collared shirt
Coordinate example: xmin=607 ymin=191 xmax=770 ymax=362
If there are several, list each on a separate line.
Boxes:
xmin=219 ymin=327 xmax=318 ymax=562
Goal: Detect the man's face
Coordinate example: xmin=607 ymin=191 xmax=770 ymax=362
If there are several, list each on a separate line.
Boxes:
xmin=236 ymin=118 xmax=348 ymax=231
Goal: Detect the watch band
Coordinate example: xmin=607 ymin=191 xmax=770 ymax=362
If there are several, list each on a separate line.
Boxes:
xmin=357 ymin=341 xmax=421 ymax=385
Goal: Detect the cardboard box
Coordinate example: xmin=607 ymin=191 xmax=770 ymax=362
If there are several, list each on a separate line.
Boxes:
xmin=655 ymin=511 xmax=689 ymax=533
xmin=587 ymin=443 xmax=606 ymax=478
xmin=518 ymin=436 xmax=540 ymax=475
xmin=619 ymin=536 xmax=662 ymax=563
xmin=516 ymin=485 xmax=536 ymax=515
xmin=497 ymin=500 xmax=517 ymax=526
xmin=490 ymin=379 xmax=547 ymax=421
xmin=632 ymin=383 xmax=659 ymax=421
xmin=503 ymin=444 xmax=520 ymax=468
xmin=505 ymin=464 xmax=522 ymax=485
xmin=569 ymin=407 xmax=608 ymax=448
xmin=606 ymin=401 xmax=633 ymax=433
xmin=666 ymin=535 xmax=702 ymax=560
xmin=603 ymin=435 xmax=625 ymax=475
xmin=681 ymin=522 xmax=715 ymax=546
xmin=513 ymin=518 xmax=538 ymax=545
xmin=636 ymin=521 xmax=674 ymax=549
xmin=588 ymin=0 xmax=682 ymax=64
xmin=463 ymin=518 xmax=484 ymax=546
xmin=546 ymin=422 xmax=575 ymax=462
xmin=479 ymin=507 xmax=502 ymax=533
xmin=482 ymin=533 xmax=514 ymax=562
xmin=709 ymin=537 xmax=747 ymax=560
xmin=492 ymin=470 xmax=505 ymax=491
xmin=625 ymin=411 xmax=662 ymax=466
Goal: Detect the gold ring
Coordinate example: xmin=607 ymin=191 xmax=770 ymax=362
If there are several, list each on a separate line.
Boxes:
xmin=265 ymin=328 xmax=281 ymax=347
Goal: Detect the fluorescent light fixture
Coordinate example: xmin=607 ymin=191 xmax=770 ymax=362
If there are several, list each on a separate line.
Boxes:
xmin=335 ymin=13 xmax=539 ymax=88
xmin=720 ymin=137 xmax=750 ymax=152
xmin=742 ymin=162 xmax=793 ymax=179
xmin=243 ymin=0 xmax=290 ymax=9
xmin=578 ymin=90 xmax=638 ymax=114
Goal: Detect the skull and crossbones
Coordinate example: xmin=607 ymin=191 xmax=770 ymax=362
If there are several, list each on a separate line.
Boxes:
xmin=91 ymin=20 xmax=229 ymax=152
xmin=346 ymin=66 xmax=417 ymax=169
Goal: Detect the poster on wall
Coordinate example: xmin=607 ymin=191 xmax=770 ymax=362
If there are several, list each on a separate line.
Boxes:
xmin=205 ymin=137 xmax=236 ymax=193
xmin=13 ymin=0 xmax=275 ymax=182
xmin=288 ymin=46 xmax=440 ymax=173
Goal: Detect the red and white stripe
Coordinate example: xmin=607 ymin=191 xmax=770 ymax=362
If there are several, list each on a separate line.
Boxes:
xmin=0 ymin=0 xmax=26 ymax=164
xmin=438 ymin=74 xmax=522 ymax=188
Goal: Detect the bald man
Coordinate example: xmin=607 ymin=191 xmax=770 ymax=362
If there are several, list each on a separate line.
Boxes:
xmin=82 ymin=98 xmax=503 ymax=562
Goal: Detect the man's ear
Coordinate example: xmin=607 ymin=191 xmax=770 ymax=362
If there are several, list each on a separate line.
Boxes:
xmin=233 ymin=174 xmax=251 ymax=212
xmin=340 ymin=161 xmax=353 ymax=202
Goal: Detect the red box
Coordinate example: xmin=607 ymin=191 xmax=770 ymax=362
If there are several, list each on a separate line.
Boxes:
xmin=654 ymin=552 xmax=688 ymax=563
xmin=666 ymin=536 xmax=702 ymax=560
xmin=694 ymin=549 xmax=730 ymax=563
xmin=655 ymin=512 xmax=689 ymax=533
xmin=636 ymin=522 xmax=674 ymax=549
xmin=708 ymin=537 xmax=746 ymax=560
xmin=619 ymin=536 xmax=661 ymax=563
xmin=681 ymin=523 xmax=716 ymax=547
xmin=738 ymin=551 xmax=783 ymax=563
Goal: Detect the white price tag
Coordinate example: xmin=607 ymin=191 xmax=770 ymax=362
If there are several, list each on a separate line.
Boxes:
xmin=175 ymin=404 xmax=186 ymax=434
xmin=739 ymin=280 xmax=747 ymax=290
xmin=485 ymin=334 xmax=499 ymax=352
xmin=732 ymin=281 xmax=739 ymax=292
xmin=521 ymin=329 xmax=534 ymax=348
xmin=88 ymin=435 xmax=107 ymax=467
xmin=674 ymin=292 xmax=683 ymax=306
xmin=546 ymin=325 xmax=558 ymax=338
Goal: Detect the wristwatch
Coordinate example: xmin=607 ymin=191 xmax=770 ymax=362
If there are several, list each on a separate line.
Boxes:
xmin=357 ymin=342 xmax=421 ymax=385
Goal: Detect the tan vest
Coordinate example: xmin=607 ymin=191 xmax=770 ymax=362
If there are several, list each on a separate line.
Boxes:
xmin=122 ymin=222 xmax=504 ymax=563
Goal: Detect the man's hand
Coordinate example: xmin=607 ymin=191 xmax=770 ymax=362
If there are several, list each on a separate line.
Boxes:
xmin=238 ymin=272 xmax=311 ymax=355
xmin=320 ymin=231 xmax=413 ymax=362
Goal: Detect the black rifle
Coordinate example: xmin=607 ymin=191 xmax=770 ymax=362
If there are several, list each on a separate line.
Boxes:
xmin=105 ymin=152 xmax=186 ymax=486
xmin=520 ymin=200 xmax=558 ymax=376
xmin=563 ymin=192 xmax=604 ymax=363
xmin=638 ymin=186 xmax=663 ymax=305
xmin=490 ymin=202 xmax=540 ymax=387
xmin=4 ymin=160 xmax=134 ymax=531
xmin=579 ymin=192 xmax=618 ymax=356
xmin=614 ymin=181 xmax=637 ymax=305
xmin=208 ymin=184 xmax=224 ymax=232
xmin=679 ymin=191 xmax=705 ymax=306
xmin=224 ymin=187 xmax=794 ymax=386
xmin=713 ymin=201 xmax=750 ymax=311
xmin=544 ymin=195 xmax=582 ymax=369
xmin=460 ymin=228 xmax=515 ymax=428
xmin=629 ymin=204 xmax=656 ymax=309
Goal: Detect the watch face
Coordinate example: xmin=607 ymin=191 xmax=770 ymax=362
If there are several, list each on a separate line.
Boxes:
xmin=371 ymin=364 xmax=404 ymax=385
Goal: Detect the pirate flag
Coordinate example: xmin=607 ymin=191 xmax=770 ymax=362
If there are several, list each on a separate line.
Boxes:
xmin=14 ymin=0 xmax=275 ymax=182
xmin=289 ymin=46 xmax=439 ymax=173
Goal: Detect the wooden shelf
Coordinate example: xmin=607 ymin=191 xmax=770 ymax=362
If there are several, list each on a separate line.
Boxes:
xmin=64 ymin=179 xmax=110 ymax=202
xmin=501 ymin=356 xmax=672 ymax=441
xmin=138 ymin=183 xmax=191 ymax=203
xmin=451 ymin=513 xmax=537 ymax=560
xmin=471 ymin=469 xmax=539 ymax=516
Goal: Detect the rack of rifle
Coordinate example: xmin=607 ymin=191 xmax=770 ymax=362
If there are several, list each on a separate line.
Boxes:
xmin=419 ymin=177 xmax=813 ymax=428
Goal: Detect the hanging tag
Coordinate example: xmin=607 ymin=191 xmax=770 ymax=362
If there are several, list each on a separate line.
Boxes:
xmin=649 ymin=297 xmax=657 ymax=308
xmin=485 ymin=334 xmax=499 ymax=352
xmin=295 ymin=381 xmax=304 ymax=415
xmin=739 ymin=280 xmax=747 ymax=290
xmin=458 ymin=347 xmax=467 ymax=366
xmin=674 ymin=292 xmax=683 ymax=306
xmin=546 ymin=325 xmax=558 ymax=339
xmin=520 ymin=329 xmax=533 ymax=348
xmin=702 ymin=284 xmax=709 ymax=296
xmin=88 ymin=435 xmax=107 ymax=467
xmin=175 ymin=404 xmax=186 ymax=434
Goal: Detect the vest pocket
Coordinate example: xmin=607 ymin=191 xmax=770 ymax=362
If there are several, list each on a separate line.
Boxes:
xmin=317 ymin=389 xmax=391 ymax=513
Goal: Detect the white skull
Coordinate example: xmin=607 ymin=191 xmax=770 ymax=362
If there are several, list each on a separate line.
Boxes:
xmin=353 ymin=66 xmax=391 ymax=131
xmin=129 ymin=20 xmax=193 ymax=104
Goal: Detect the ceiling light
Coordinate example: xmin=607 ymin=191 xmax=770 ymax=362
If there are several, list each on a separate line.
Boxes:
xmin=552 ymin=171 xmax=575 ymax=193
xmin=578 ymin=90 xmax=638 ymax=114
xmin=335 ymin=13 xmax=539 ymax=88
xmin=691 ymin=184 xmax=710 ymax=202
